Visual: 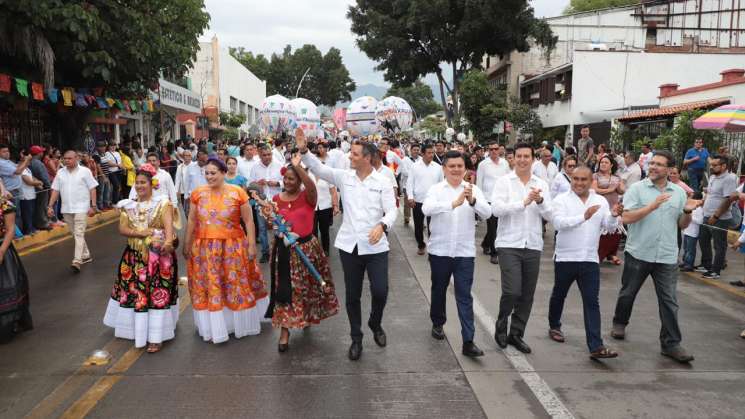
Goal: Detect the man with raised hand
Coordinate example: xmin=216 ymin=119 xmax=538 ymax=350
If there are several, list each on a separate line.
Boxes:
xmin=296 ymin=130 xmax=397 ymax=361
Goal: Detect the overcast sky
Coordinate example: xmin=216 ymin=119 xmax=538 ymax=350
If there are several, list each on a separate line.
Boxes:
xmin=202 ymin=0 xmax=569 ymax=87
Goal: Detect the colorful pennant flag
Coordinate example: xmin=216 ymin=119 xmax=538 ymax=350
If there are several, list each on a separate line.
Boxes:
xmin=15 ymin=78 xmax=29 ymax=97
xmin=0 ymin=74 xmax=10 ymax=93
xmin=106 ymin=98 xmax=115 ymax=107
xmin=74 ymin=93 xmax=88 ymax=107
xmin=61 ymin=88 xmax=73 ymax=106
xmin=31 ymin=83 xmax=44 ymax=101
xmin=47 ymin=88 xmax=58 ymax=103
xmin=96 ymin=97 xmax=108 ymax=109
xmin=129 ymin=100 xmax=139 ymax=112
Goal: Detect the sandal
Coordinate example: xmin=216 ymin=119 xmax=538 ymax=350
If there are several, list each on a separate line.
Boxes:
xmin=548 ymin=329 xmax=565 ymax=343
xmin=590 ymin=346 xmax=618 ymax=359
xmin=146 ymin=343 xmax=162 ymax=353
xmin=609 ymin=256 xmax=622 ymax=266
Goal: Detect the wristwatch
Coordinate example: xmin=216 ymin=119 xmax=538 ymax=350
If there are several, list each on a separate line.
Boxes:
xmin=379 ymin=222 xmax=388 ymax=233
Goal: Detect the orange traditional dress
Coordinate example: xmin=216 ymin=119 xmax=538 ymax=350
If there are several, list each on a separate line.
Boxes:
xmin=187 ymin=184 xmax=268 ymax=343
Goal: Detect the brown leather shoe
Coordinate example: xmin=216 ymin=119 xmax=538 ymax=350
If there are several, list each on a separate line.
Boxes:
xmin=417 ymin=248 xmax=426 ymax=255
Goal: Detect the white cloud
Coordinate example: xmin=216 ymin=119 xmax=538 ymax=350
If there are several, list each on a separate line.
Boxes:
xmin=202 ymin=0 xmax=570 ymax=88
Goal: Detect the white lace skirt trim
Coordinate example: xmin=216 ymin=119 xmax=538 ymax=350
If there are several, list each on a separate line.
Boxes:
xmin=103 ymin=298 xmax=180 ymax=348
xmin=192 ymin=296 xmax=269 ymax=344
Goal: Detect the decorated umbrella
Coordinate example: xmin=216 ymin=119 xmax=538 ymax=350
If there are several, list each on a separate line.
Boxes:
xmin=692 ymin=104 xmax=745 ymax=132
xmin=375 ymin=96 xmax=413 ymax=134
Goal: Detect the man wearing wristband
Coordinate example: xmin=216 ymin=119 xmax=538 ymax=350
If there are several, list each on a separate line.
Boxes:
xmin=48 ymin=151 xmax=98 ymax=273
xmin=610 ymin=150 xmax=702 ymax=363
xmin=296 ymin=130 xmax=397 ymax=361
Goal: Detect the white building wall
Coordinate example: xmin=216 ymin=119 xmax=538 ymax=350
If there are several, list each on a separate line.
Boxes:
xmin=661 ymin=84 xmax=745 ymax=107
xmin=218 ymin=48 xmax=266 ymax=132
xmin=533 ymin=100 xmax=572 ymax=129
xmin=569 ymin=51 xmax=745 ymax=127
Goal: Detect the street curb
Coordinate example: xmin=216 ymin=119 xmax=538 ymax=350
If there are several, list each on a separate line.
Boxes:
xmin=15 ymin=210 xmax=120 ymax=255
xmin=682 ymin=270 xmax=745 ymax=299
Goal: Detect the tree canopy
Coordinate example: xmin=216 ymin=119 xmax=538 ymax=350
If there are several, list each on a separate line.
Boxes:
xmin=347 ymin=0 xmax=556 ymax=127
xmin=385 ymin=81 xmax=440 ymax=119
xmin=459 ymin=69 xmax=542 ymax=143
xmin=0 ymin=0 xmax=210 ymax=94
xmin=230 ymin=44 xmax=356 ymax=107
xmin=564 ymin=0 xmax=639 ymax=14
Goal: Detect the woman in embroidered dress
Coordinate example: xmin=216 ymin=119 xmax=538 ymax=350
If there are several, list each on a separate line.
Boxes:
xmin=592 ymin=154 xmax=625 ymax=265
xmin=184 ymin=158 xmax=267 ymax=344
xmin=265 ymin=154 xmax=339 ymax=352
xmin=103 ymin=164 xmax=178 ymax=353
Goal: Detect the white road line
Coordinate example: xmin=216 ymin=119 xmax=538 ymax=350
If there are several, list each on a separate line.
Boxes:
xmin=471 ymin=297 xmax=576 ymax=419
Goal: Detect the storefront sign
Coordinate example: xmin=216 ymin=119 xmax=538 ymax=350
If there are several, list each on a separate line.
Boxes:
xmin=158 ymin=78 xmax=201 ymax=113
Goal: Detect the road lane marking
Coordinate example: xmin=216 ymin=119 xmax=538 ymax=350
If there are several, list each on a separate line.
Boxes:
xmin=682 ymin=271 xmax=745 ymax=299
xmin=392 ymin=223 xmax=575 ymax=419
xmin=471 ymin=298 xmax=576 ymax=419
xmin=25 ymin=291 xmax=191 ymax=419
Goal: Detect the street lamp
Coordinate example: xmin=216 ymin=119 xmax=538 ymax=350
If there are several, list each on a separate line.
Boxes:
xmin=295 ymin=67 xmax=311 ymax=98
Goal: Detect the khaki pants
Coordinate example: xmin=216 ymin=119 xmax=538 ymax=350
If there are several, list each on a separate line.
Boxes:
xmin=403 ymin=188 xmax=411 ymax=222
xmin=63 ymin=213 xmax=90 ymax=264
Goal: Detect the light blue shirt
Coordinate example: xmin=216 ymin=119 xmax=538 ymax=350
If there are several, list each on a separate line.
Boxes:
xmin=623 ymin=178 xmax=686 ymax=264
xmin=0 ymin=158 xmax=20 ymax=191
xmin=184 ymin=162 xmax=206 ymax=197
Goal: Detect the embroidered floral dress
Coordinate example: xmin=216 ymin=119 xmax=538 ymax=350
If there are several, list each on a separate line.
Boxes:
xmin=187 ymin=184 xmax=268 ymax=343
xmin=0 ymin=198 xmax=32 ymax=343
xmin=103 ymin=196 xmax=179 ymax=348
xmin=268 ymin=190 xmax=339 ymax=329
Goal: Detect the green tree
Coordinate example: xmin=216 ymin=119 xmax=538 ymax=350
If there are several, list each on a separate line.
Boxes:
xmin=230 ymin=44 xmax=356 ymax=107
xmin=564 ymin=0 xmax=638 ymax=14
xmin=0 ymin=0 xmax=209 ymax=145
xmin=347 ymin=0 xmax=556 ymax=127
xmin=418 ymin=115 xmax=446 ymax=137
xmin=219 ymin=112 xmax=246 ymax=129
xmin=458 ymin=70 xmax=508 ymax=143
xmin=386 ymin=81 xmax=440 ymax=120
xmin=509 ymin=102 xmax=543 ymax=140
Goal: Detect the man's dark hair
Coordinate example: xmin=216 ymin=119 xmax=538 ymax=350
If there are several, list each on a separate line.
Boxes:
xmin=514 ymin=142 xmax=533 ymax=154
xmin=652 ymin=150 xmax=675 ymax=167
xmin=0 ymin=143 xmax=9 ymax=151
xmin=710 ymin=153 xmax=729 ymax=168
xmin=421 ymin=143 xmax=434 ymax=153
xmin=563 ymin=155 xmax=577 ymax=167
xmin=442 ymin=150 xmax=465 ymax=165
xmin=625 ymin=150 xmax=636 ymax=160
xmin=258 ymin=144 xmax=271 ymax=152
xmin=409 ymin=143 xmax=421 ymax=150
xmin=643 ymin=142 xmax=652 ymax=148
xmin=581 ymin=125 xmax=590 ymax=130
xmin=353 ymin=140 xmax=377 ymax=160
xmin=505 ymin=147 xmax=514 ymax=156
xmin=197 ymin=147 xmax=209 ymax=156
xmin=435 ymin=139 xmax=446 ymax=146
xmin=146 ymin=152 xmax=159 ymax=160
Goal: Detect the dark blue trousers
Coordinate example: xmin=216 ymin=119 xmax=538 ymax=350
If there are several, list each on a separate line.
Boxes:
xmin=548 ymin=261 xmax=603 ymax=352
xmin=429 ymin=255 xmax=475 ymax=343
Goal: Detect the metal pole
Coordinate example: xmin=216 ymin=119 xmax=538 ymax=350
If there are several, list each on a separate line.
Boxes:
xmin=295 ymin=67 xmax=311 ymax=98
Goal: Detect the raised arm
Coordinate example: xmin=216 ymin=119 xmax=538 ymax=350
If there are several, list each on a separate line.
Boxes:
xmin=291 ymin=154 xmax=317 ymax=208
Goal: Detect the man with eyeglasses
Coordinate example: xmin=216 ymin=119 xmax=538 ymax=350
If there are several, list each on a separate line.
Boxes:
xmin=476 ymin=142 xmax=510 ymax=264
xmin=610 ymin=150 xmax=702 ymax=363
xmin=697 ymin=154 xmax=738 ymax=280
xmin=550 ymin=156 xmax=577 ymax=199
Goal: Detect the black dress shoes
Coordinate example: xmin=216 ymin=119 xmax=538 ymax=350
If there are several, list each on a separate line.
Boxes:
xmin=278 ymin=342 xmax=288 ymax=353
xmin=462 ymin=341 xmax=484 ymax=357
xmin=348 ymin=341 xmax=363 ymax=360
xmin=372 ymin=328 xmax=387 ymax=347
xmin=431 ymin=325 xmax=445 ymax=340
xmin=494 ymin=318 xmax=508 ymax=349
xmin=507 ymin=335 xmax=532 ymax=354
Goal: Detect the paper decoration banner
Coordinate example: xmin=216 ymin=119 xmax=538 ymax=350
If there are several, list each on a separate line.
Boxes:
xmin=74 ymin=93 xmax=88 ymax=107
xmin=61 ymin=88 xmax=73 ymax=106
xmin=47 ymin=88 xmax=58 ymax=103
xmin=96 ymin=97 xmax=108 ymax=109
xmin=105 ymin=98 xmax=115 ymax=107
xmin=15 ymin=78 xmax=29 ymax=97
xmin=0 ymin=74 xmax=10 ymax=93
xmin=130 ymin=100 xmax=138 ymax=112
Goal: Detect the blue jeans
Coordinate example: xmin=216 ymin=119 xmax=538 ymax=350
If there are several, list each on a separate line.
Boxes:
xmin=687 ymin=168 xmax=704 ymax=192
xmin=10 ymin=190 xmax=22 ymax=232
xmin=613 ymin=252 xmax=682 ymax=351
xmin=699 ymin=217 xmax=730 ymax=274
xmin=428 ymin=255 xmax=475 ymax=343
xmin=256 ymin=213 xmax=269 ymax=257
xmin=19 ymin=199 xmax=35 ymax=235
xmin=549 ymin=262 xmax=603 ymax=352
xmin=681 ymin=235 xmax=697 ymax=269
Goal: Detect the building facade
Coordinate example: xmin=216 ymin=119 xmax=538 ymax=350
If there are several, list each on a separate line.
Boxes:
xmin=484 ymin=0 xmax=745 ymax=145
xmin=188 ymin=36 xmax=267 ymax=138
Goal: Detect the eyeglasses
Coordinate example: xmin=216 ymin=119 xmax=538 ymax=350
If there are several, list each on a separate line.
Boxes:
xmin=488 ymin=148 xmax=499 ymax=151
xmin=566 ymin=164 xmax=577 ymax=169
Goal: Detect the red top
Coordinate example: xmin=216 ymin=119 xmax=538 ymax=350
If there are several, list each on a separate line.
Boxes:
xmin=273 ymin=190 xmax=315 ymax=238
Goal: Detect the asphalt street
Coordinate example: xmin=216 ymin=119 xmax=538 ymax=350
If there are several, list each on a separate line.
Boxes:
xmin=1 ymin=211 xmax=745 ymax=418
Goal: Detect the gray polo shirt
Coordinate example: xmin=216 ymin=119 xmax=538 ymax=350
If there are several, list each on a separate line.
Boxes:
xmin=703 ymin=172 xmax=738 ymax=219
